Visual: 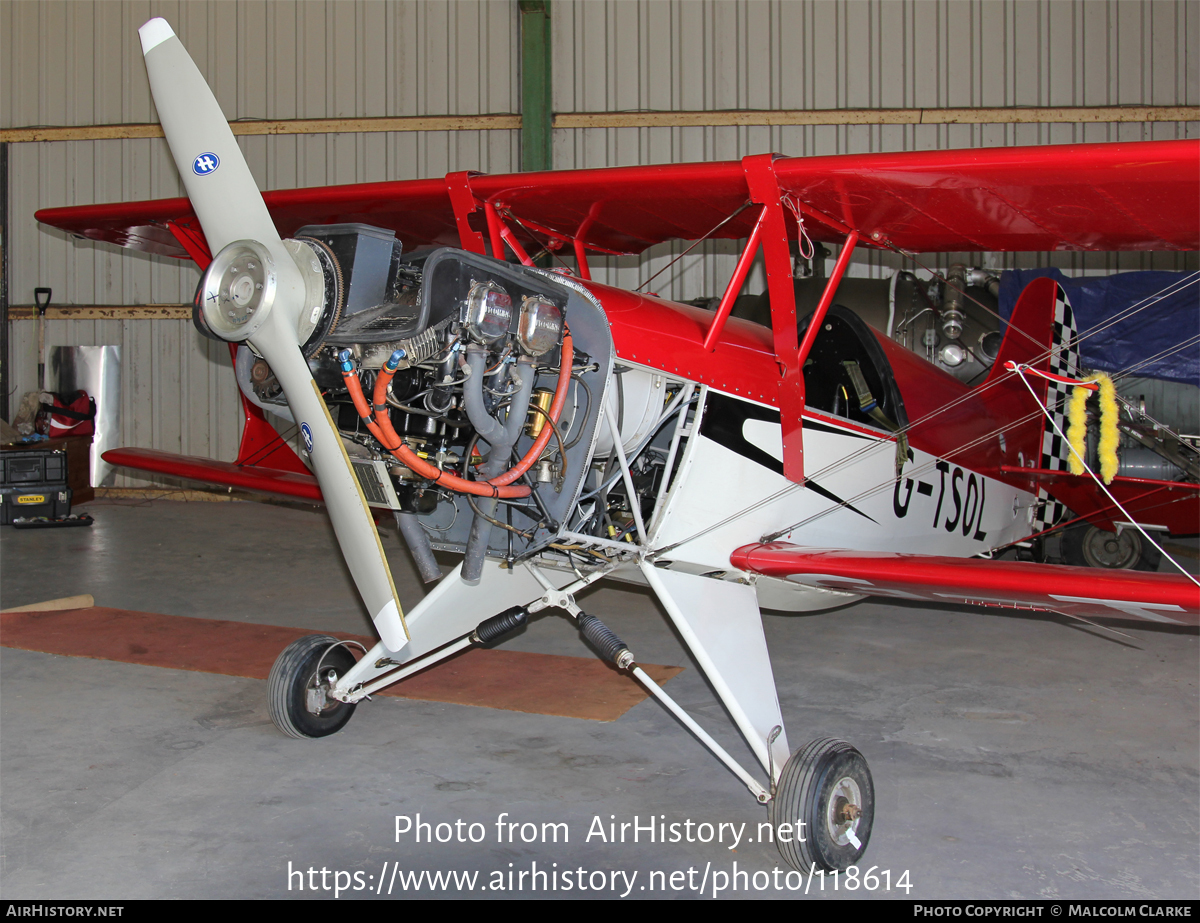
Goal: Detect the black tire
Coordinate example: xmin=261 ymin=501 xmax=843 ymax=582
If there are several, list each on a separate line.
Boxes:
xmin=268 ymin=635 xmax=358 ymax=739
xmin=1061 ymin=523 xmax=1161 ymax=572
xmin=770 ymin=738 xmax=874 ymax=873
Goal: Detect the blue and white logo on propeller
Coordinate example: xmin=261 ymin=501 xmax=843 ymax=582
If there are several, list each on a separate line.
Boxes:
xmin=192 ymin=152 xmax=220 ymax=175
xmin=300 ymin=423 xmax=314 ymax=454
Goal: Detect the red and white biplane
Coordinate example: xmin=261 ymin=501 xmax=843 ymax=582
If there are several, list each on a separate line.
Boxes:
xmin=36 ymin=18 xmax=1200 ymax=874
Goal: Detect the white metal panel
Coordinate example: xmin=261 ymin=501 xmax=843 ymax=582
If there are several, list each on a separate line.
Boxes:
xmin=7 ymin=317 xmax=241 ymax=487
xmin=640 ymin=564 xmax=790 ymax=776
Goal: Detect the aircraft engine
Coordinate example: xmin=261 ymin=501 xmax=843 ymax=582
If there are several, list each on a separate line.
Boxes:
xmin=212 ymin=228 xmax=625 ymax=585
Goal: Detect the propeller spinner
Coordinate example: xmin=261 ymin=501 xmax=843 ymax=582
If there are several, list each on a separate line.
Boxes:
xmin=139 ymin=18 xmax=408 ymax=652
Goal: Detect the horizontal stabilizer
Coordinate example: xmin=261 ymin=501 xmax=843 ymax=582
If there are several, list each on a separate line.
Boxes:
xmin=731 ymin=543 xmax=1199 ymax=626
xmin=999 ymin=467 xmax=1199 ymax=535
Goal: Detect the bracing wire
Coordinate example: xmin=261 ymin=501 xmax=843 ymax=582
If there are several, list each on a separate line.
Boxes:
xmin=635 ymin=202 xmax=755 ymax=293
xmin=655 ymin=322 xmax=1200 ymax=556
xmin=762 ymin=332 xmax=1200 ymax=541
xmin=791 ymin=272 xmax=1200 ymax=493
xmin=1010 ymin=364 xmax=1199 ymax=587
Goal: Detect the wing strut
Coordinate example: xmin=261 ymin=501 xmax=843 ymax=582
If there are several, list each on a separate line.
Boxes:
xmin=702 ymin=206 xmax=768 ymax=351
xmin=732 ymin=153 xmax=864 ymax=486
xmin=484 ymin=201 xmax=534 ymax=266
xmin=797 ymin=230 xmax=860 ymax=362
xmin=741 ymin=154 xmax=808 ymax=483
xmin=444 ymin=171 xmax=488 ymax=255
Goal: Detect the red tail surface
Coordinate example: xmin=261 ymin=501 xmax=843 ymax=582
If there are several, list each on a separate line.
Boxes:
xmin=976 ymin=276 xmax=1081 ymax=530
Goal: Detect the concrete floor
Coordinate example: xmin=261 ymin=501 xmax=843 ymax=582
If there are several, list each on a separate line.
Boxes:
xmin=1 ymin=497 xmax=1197 ymax=900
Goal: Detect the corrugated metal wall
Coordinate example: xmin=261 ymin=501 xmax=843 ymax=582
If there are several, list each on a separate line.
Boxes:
xmin=553 ymin=0 xmax=1199 ymax=294
xmin=3 ymin=1 xmax=1197 ymax=482
xmin=2 ymin=0 xmax=521 ymax=482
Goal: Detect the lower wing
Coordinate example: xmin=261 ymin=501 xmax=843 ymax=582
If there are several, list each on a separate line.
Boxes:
xmin=732 ymin=543 xmax=1199 ymax=626
xmin=104 ymin=447 xmax=322 ymax=502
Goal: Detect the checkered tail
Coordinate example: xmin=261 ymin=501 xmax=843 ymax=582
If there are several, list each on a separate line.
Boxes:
xmin=1032 ymin=284 xmax=1081 ymax=532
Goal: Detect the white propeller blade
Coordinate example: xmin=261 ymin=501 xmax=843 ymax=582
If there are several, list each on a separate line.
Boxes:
xmin=139 ymin=18 xmax=282 ymax=257
xmin=140 ymin=18 xmax=408 ymax=652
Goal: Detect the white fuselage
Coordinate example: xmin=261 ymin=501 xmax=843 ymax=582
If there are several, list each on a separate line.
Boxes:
xmin=607 ymin=369 xmax=1036 ymax=612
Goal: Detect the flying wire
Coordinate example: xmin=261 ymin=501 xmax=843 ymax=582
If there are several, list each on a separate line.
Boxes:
xmin=655 ymin=323 xmax=1200 ymax=556
xmin=788 ymin=272 xmax=1200 ymax=493
xmin=761 ymin=332 xmax=1200 ymax=542
xmin=1010 ymin=364 xmax=1199 ymax=586
xmin=635 ymin=202 xmax=755 ymax=293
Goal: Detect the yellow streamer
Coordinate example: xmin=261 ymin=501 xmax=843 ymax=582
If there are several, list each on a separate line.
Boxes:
xmin=1066 ymin=384 xmax=1090 ymax=475
xmin=1095 ymin=373 xmax=1119 ymax=484
xmin=1065 ymin=372 xmax=1119 ymax=483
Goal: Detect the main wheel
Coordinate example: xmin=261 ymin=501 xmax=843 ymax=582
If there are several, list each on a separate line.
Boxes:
xmin=770 ymin=738 xmax=874 ymax=873
xmin=268 ymin=634 xmax=358 ymax=739
xmin=1062 ymin=523 xmax=1161 ymax=571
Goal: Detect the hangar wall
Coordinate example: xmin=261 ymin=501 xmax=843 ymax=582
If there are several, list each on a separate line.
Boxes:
xmin=1 ymin=0 xmax=1197 ymax=483
xmin=2 ymin=1 xmax=521 ymax=478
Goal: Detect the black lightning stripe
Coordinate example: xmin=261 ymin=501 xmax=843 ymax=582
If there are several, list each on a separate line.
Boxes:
xmin=700 ymin=394 xmax=878 ymax=524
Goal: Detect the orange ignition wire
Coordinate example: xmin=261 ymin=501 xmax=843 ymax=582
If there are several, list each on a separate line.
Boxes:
xmin=339 ymin=360 xmax=530 ymax=499
xmin=373 ymin=329 xmax=573 ymax=489
xmin=343 ymin=364 xmax=396 ymax=449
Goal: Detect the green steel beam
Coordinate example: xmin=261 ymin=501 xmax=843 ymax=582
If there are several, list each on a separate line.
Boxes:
xmin=519 ymin=0 xmax=552 ymax=173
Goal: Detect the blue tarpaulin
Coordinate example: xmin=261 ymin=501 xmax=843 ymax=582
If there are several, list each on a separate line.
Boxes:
xmin=999 ymin=268 xmax=1199 ymax=387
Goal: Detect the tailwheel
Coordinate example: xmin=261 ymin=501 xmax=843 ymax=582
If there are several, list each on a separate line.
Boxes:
xmin=770 ymin=738 xmax=874 ymax=873
xmin=268 ymin=634 xmax=358 ymax=739
xmin=1062 ymin=523 xmax=1162 ymax=572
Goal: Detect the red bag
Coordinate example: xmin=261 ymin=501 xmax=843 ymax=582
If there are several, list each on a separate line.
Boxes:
xmin=36 ymin=390 xmax=96 ymax=438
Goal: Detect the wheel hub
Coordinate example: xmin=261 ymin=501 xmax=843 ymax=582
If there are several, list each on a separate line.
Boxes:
xmin=834 ymin=798 xmax=862 ymax=824
xmin=1082 ymin=527 xmax=1141 ymax=569
xmin=305 ymin=668 xmax=341 ymax=715
xmin=826 ymin=776 xmax=863 ymax=847
xmin=268 ymin=635 xmax=360 ymax=739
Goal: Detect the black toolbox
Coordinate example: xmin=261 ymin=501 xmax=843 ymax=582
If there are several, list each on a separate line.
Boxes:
xmin=1 ymin=449 xmax=72 ymax=524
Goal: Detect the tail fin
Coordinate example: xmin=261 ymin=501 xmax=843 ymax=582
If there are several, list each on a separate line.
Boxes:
xmin=979 ymin=275 xmax=1082 ymax=530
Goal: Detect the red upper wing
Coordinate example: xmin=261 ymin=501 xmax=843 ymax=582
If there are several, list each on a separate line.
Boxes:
xmin=772 ymin=141 xmax=1199 ymax=252
xmin=37 ymin=139 xmax=1199 ymax=259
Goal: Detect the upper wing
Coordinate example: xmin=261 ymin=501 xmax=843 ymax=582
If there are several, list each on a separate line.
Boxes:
xmin=37 ymin=139 xmax=1198 ymax=259
xmin=771 ymin=141 xmax=1199 ymax=253
xmin=731 ymin=543 xmax=1200 ymax=626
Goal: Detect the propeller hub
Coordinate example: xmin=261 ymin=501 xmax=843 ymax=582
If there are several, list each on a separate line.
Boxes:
xmin=199 ymin=239 xmax=278 ymax=340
